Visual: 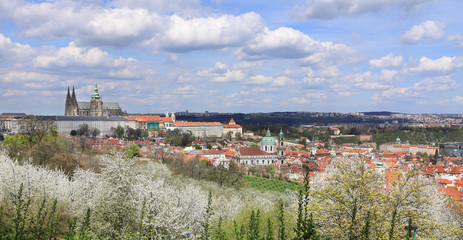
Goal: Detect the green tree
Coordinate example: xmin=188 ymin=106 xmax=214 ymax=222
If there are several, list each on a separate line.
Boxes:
xmin=125 ymin=144 xmax=141 ymax=158
xmin=200 ymin=192 xmax=213 ymax=240
xmin=116 ymin=125 xmax=124 ymax=138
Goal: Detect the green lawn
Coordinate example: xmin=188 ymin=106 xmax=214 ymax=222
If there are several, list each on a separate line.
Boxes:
xmin=243 ymin=175 xmax=303 ymax=193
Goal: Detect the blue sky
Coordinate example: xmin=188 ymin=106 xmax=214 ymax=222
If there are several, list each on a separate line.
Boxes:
xmin=1 ymin=0 xmax=463 ymax=114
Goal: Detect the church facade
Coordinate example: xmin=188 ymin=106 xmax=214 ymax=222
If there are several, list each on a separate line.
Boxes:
xmin=65 ymin=85 xmax=124 ymax=117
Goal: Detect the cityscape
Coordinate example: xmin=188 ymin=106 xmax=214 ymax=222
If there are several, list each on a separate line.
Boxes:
xmin=2 ymin=0 xmax=463 ymax=239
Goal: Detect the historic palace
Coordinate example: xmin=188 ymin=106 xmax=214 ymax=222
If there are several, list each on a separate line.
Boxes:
xmin=65 ymin=84 xmax=124 ymax=116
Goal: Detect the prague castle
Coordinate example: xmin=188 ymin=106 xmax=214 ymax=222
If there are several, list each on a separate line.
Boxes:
xmin=65 ymin=84 xmax=124 ymax=116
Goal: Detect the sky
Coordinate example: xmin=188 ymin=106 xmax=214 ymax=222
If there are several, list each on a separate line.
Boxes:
xmin=1 ymin=0 xmax=463 ymax=115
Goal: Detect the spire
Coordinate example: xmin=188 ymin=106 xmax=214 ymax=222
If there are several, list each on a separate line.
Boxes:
xmin=65 ymin=86 xmax=71 ymax=115
xmin=91 ymin=84 xmax=101 ymax=99
xmin=71 ymin=86 xmax=77 ymax=106
xmin=279 ymin=129 xmax=284 ymax=139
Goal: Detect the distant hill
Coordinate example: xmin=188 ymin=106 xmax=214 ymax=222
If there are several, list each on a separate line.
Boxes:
xmin=361 ymin=111 xmax=399 ymax=116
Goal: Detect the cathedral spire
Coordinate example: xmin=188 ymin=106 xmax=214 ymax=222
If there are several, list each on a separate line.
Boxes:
xmin=71 ymin=86 xmax=77 ymax=104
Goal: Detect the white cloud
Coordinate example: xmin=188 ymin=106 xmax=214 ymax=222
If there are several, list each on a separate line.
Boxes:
xmin=0 ymin=33 xmax=35 ymax=62
xmin=242 ymin=27 xmax=358 ymax=63
xmin=340 ymin=70 xmax=400 ymax=90
xmin=112 ymin=0 xmax=201 ymax=16
xmin=369 ymin=53 xmax=404 ymax=68
xmin=247 ymin=75 xmax=295 ymax=86
xmin=413 ymin=76 xmax=458 ymax=91
xmin=447 ymin=34 xmax=463 ymax=47
xmin=401 ymin=21 xmax=445 ymax=44
xmin=291 ymin=0 xmax=434 ymax=20
xmin=157 ymin=13 xmax=263 ymax=52
xmin=372 ymin=76 xmax=457 ymax=104
xmin=32 ymin=42 xmax=147 ymax=79
xmin=1 ymin=72 xmax=60 ymax=83
xmin=8 ymin=1 xmax=264 ymax=53
xmin=402 ymin=56 xmax=463 ymax=76
xmin=196 ymin=62 xmax=246 ymax=82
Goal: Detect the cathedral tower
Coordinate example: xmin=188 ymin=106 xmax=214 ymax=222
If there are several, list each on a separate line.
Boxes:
xmin=65 ymin=86 xmax=72 ymax=115
xmin=90 ymin=84 xmax=103 ymax=116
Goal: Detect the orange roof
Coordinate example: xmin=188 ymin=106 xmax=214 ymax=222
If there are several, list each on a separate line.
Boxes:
xmin=224 ymin=150 xmax=235 ymax=157
xmin=125 ymin=115 xmax=161 ymax=122
xmin=229 ymin=118 xmax=236 ymax=124
xmin=436 ymin=179 xmax=452 ymax=184
xmin=239 ymin=147 xmax=269 ymax=156
xmin=224 ymin=124 xmax=242 ymax=128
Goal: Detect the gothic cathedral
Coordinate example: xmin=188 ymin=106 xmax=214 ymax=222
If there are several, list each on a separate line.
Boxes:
xmin=65 ymin=84 xmax=125 ymax=117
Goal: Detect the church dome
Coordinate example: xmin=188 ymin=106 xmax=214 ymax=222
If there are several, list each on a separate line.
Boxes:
xmin=261 ymin=129 xmax=276 ymax=143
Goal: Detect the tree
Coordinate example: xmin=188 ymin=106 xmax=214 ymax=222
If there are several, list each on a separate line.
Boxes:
xmin=91 ymin=128 xmax=100 ymax=138
xmin=125 ymin=144 xmax=141 ymax=158
xmin=200 ymin=192 xmax=213 ymax=240
xmin=76 ymin=124 xmax=89 ymax=137
xmin=116 ymin=126 xmax=124 ymax=138
xmin=70 ymin=130 xmax=77 ymax=136
xmin=310 ymin=158 xmax=455 ymax=239
xmin=18 ymin=116 xmax=54 ymax=145
xmin=235 ymin=132 xmax=242 ymax=140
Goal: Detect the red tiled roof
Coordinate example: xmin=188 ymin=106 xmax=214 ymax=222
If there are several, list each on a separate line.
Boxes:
xmin=239 ymin=147 xmax=270 ymax=156
xmin=223 ymin=124 xmax=242 ymax=128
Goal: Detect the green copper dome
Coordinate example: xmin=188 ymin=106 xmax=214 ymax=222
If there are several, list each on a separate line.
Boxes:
xmin=91 ymin=84 xmax=101 ymax=99
xmin=261 ymin=129 xmax=275 ymax=143
xmin=279 ymin=129 xmax=284 ymax=138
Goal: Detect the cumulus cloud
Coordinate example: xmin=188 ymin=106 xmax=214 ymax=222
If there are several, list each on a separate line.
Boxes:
xmin=369 ymin=53 xmax=404 ymax=68
xmin=32 ymin=42 xmax=147 ymax=79
xmin=0 ymin=33 xmax=35 ymax=62
xmin=112 ymin=0 xmax=201 ymax=16
xmin=156 ymin=13 xmax=263 ymax=52
xmin=242 ymin=27 xmax=357 ymax=63
xmin=291 ymin=0 xmax=434 ymax=20
xmin=413 ymin=76 xmax=458 ymax=91
xmin=8 ymin=1 xmax=264 ymax=53
xmin=402 ymin=56 xmax=463 ymax=76
xmin=401 ymin=21 xmax=445 ymax=44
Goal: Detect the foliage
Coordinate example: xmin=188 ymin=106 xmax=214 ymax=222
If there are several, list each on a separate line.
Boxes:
xmin=244 ymin=176 xmax=302 ymax=193
xmin=76 ymin=124 xmax=89 ymax=137
xmin=200 ymin=192 xmax=213 ymax=240
xmin=310 ymin=158 xmax=458 ymax=239
xmin=0 ymin=183 xmax=61 ymax=239
xmin=125 ymin=143 xmax=141 ymax=158
xmin=116 ymin=125 xmax=124 ymax=138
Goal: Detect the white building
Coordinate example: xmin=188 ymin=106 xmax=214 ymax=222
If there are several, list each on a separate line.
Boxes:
xmin=41 ymin=116 xmax=137 ymax=136
xmin=223 ymin=118 xmax=242 ymax=139
xmin=174 ymin=121 xmax=223 ymax=138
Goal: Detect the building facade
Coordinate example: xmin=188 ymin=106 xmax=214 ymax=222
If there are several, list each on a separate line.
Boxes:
xmin=65 ymin=85 xmax=124 ymax=117
xmin=174 ymin=121 xmax=223 ymax=138
xmin=41 ymin=116 xmax=137 ymax=136
xmin=223 ymin=118 xmax=242 ymax=139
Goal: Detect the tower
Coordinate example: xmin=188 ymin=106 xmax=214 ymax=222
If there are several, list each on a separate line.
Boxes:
xmin=277 ymin=129 xmax=285 ymax=164
xmin=90 ymin=84 xmax=103 ymax=116
xmin=260 ymin=129 xmax=276 ymax=153
xmin=65 ymin=86 xmax=72 ymax=115
xmin=70 ymin=86 xmax=78 ymax=116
